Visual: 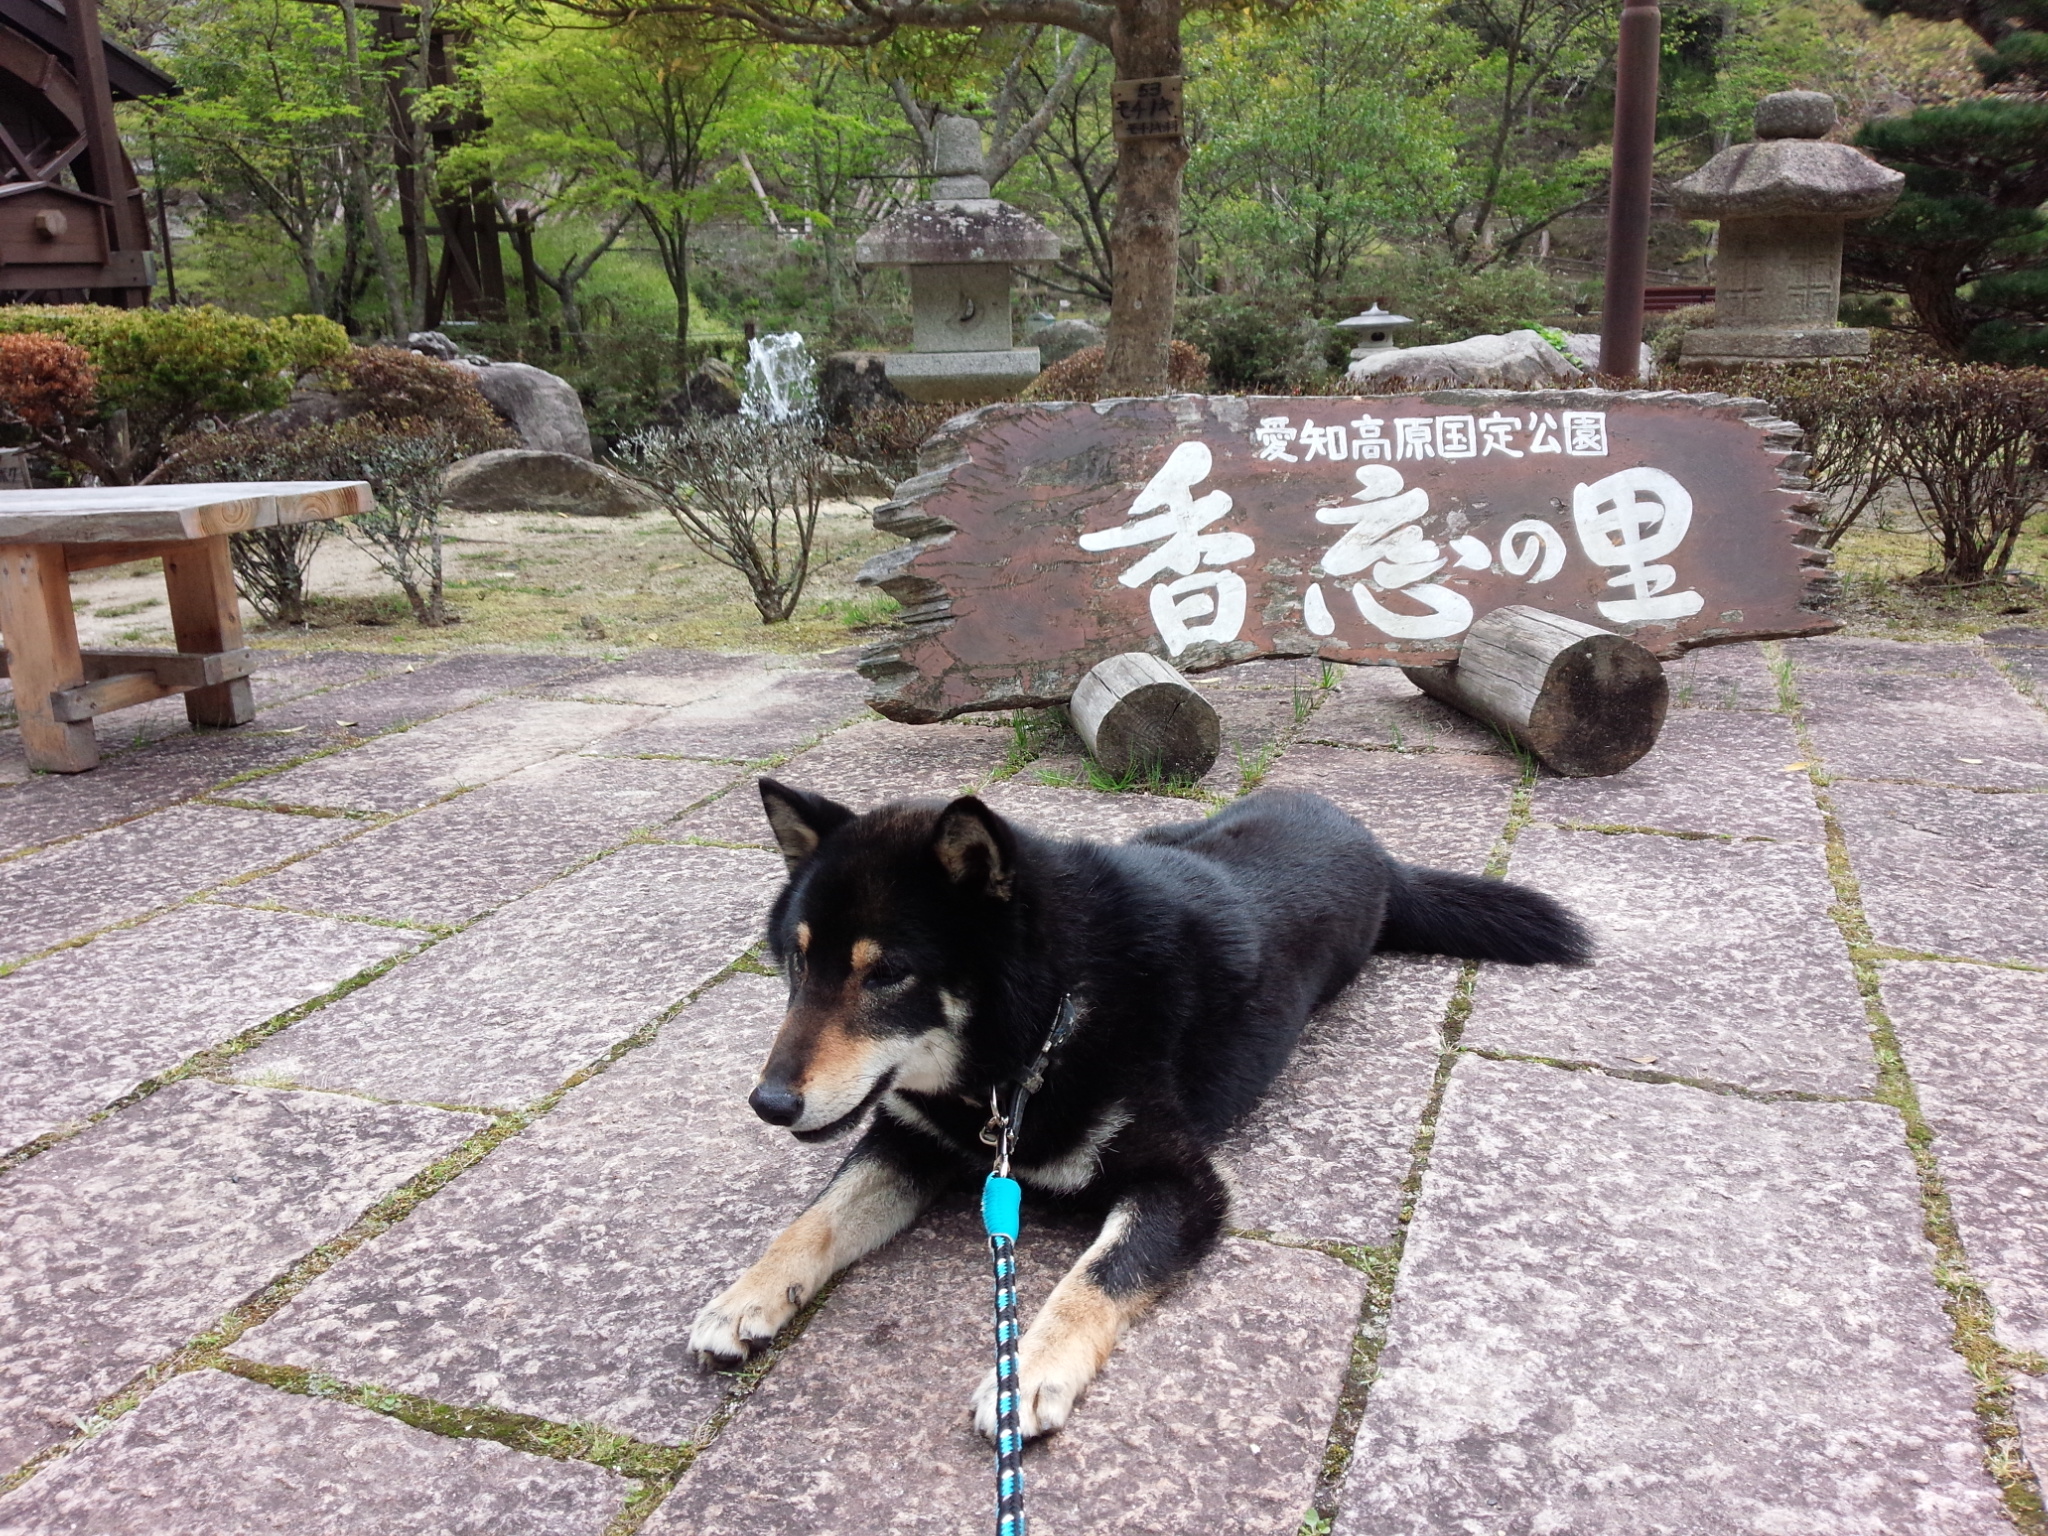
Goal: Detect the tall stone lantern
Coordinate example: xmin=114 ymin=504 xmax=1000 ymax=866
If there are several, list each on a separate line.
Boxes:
xmin=854 ymin=114 xmax=1060 ymax=402
xmin=1672 ymin=91 xmax=1904 ymax=365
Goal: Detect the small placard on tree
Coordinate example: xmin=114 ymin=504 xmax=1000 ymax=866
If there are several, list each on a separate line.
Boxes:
xmin=1111 ymin=77 xmax=1184 ymax=143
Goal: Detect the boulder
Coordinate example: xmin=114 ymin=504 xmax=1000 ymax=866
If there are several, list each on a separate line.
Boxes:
xmin=658 ymin=358 xmax=743 ymax=424
xmin=1024 ymin=317 xmax=1106 ymax=367
xmin=819 ymin=352 xmax=906 ymax=428
xmin=406 ymin=330 xmax=461 ymax=361
xmin=255 ymin=376 xmax=359 ymax=434
xmin=453 ymin=361 xmax=593 ymax=458
xmin=442 ymin=449 xmax=658 ymax=517
xmin=1345 ymin=329 xmax=1585 ymax=391
xmin=1557 ymin=332 xmax=1655 ymax=380
xmin=819 ymin=453 xmax=894 ymax=499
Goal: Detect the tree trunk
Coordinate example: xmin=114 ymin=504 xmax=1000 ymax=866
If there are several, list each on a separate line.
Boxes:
xmin=1099 ymin=0 xmax=1186 ymax=398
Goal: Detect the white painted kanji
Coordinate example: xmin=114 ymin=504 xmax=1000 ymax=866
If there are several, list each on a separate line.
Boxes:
xmin=1571 ymin=466 xmax=1704 ymax=622
xmin=1080 ymin=441 xmax=1256 ymax=655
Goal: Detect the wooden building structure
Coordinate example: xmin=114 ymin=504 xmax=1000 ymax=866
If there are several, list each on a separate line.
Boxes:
xmin=0 ymin=0 xmax=171 ymax=305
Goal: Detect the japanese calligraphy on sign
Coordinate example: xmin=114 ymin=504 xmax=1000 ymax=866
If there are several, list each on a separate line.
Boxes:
xmin=857 ymin=391 xmax=1836 ymax=723
xmin=1110 ymin=76 xmax=1184 ymax=142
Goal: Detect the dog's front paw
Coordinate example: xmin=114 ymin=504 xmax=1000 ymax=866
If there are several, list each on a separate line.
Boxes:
xmin=688 ymin=1273 xmax=799 ymax=1369
xmin=969 ymin=1361 xmax=1083 ymax=1442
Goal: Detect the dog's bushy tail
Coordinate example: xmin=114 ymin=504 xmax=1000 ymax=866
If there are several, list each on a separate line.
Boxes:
xmin=1378 ymin=864 xmax=1593 ymax=967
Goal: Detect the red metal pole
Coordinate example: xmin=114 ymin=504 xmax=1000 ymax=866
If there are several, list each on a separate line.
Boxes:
xmin=1599 ymin=0 xmax=1662 ymax=381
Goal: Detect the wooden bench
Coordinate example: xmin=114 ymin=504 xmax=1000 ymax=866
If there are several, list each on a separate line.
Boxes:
xmin=0 ymin=481 xmax=371 ymax=773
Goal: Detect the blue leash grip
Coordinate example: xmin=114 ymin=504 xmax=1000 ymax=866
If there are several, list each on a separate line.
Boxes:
xmin=982 ymin=1174 xmax=1022 ymax=1241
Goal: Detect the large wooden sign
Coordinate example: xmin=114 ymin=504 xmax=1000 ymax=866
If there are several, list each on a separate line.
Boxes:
xmin=857 ymin=390 xmax=1836 ymax=723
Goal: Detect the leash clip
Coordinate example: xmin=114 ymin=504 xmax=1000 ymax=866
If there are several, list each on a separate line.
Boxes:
xmin=981 ymin=1088 xmax=1016 ymax=1177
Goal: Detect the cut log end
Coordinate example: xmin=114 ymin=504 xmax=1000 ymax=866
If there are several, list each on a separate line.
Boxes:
xmin=1069 ymin=652 xmax=1221 ymax=781
xmin=1404 ymin=606 xmax=1668 ymax=778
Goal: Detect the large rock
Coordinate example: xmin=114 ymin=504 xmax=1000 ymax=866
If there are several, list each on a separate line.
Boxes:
xmin=1345 ymin=328 xmax=1585 ymax=390
xmin=442 ymin=448 xmax=657 ymax=516
xmin=818 ymin=351 xmax=906 ymax=427
xmin=659 ymin=358 xmax=743 ymax=423
xmin=454 ymin=361 xmax=593 ymax=457
xmin=1025 ymin=316 xmax=1106 ymax=366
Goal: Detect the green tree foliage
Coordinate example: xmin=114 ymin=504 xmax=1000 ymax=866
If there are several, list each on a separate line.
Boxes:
xmin=1848 ymin=0 xmax=2048 ymax=357
xmin=1187 ymin=0 xmax=1459 ymax=306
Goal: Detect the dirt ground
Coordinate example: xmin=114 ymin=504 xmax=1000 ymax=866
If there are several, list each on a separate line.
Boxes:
xmin=65 ymin=501 xmax=901 ymax=659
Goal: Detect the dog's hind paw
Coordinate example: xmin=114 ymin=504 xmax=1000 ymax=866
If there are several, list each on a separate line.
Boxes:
xmin=687 ymin=1283 xmax=792 ymax=1369
xmin=970 ymin=1364 xmax=1080 ymax=1442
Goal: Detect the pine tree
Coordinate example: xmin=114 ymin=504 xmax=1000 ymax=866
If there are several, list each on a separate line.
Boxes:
xmin=1849 ymin=0 xmax=2048 ymax=358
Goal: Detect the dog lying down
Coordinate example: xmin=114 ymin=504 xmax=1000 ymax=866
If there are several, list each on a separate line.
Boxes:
xmin=690 ymin=779 xmax=1592 ymax=1440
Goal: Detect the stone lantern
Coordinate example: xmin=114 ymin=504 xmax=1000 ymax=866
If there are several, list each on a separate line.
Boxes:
xmin=854 ymin=114 xmax=1060 ymax=403
xmin=1672 ymin=91 xmax=1904 ymax=365
xmin=1336 ymin=304 xmax=1415 ymax=357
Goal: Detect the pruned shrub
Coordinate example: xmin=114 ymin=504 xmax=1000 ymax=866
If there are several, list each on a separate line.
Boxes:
xmin=0 ymin=305 xmax=349 ymax=481
xmin=612 ymin=419 xmax=829 ymax=623
xmin=164 ymin=417 xmax=462 ymax=626
xmin=321 ymin=346 xmax=515 ymax=455
xmin=1671 ymin=358 xmax=2048 ymax=584
xmin=1874 ymin=364 xmax=2048 ymax=584
xmin=1176 ymin=297 xmax=1297 ymax=390
xmin=1022 ymin=340 xmax=1211 ymax=402
xmin=827 ymin=399 xmax=961 ymax=478
xmin=0 ymin=332 xmax=99 ymax=437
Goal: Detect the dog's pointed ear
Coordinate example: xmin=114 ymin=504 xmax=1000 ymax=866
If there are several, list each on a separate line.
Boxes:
xmin=932 ymin=797 xmax=1016 ymax=900
xmin=759 ymin=778 xmax=854 ymax=873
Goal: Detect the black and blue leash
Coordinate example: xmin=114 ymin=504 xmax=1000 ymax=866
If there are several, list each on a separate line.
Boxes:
xmin=978 ymin=993 xmax=1080 ymax=1536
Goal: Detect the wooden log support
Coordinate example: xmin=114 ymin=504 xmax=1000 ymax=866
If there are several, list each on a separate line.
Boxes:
xmin=1402 ymin=605 xmax=1668 ymax=778
xmin=1069 ymin=651 xmax=1221 ymax=781
xmin=0 ymin=542 xmax=99 ymax=772
xmin=162 ymin=534 xmax=255 ymax=728
xmin=1 ymin=647 xmax=258 ymax=723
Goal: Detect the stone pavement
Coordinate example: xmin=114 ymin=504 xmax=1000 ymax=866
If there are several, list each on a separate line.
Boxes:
xmin=0 ymin=633 xmax=2043 ymax=1534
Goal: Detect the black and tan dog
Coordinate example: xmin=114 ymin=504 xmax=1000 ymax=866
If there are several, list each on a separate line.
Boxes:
xmin=689 ymin=779 xmax=1590 ymax=1438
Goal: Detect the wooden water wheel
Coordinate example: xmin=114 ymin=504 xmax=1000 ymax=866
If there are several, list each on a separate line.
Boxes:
xmin=0 ymin=0 xmax=174 ymax=305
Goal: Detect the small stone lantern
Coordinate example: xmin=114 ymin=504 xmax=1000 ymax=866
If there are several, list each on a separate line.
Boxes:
xmin=1672 ymin=91 xmax=1904 ymax=365
xmin=854 ymin=114 xmax=1060 ymax=402
xmin=1336 ymin=304 xmax=1415 ymax=357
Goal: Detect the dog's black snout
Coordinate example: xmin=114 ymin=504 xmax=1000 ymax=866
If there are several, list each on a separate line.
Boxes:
xmin=750 ymin=1082 xmax=803 ymax=1126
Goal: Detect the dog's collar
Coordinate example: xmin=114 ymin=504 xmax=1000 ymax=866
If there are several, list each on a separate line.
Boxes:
xmin=979 ymin=993 xmax=1079 ymax=1176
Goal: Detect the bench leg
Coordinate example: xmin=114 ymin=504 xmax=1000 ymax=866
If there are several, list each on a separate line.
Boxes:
xmin=0 ymin=542 xmax=99 ymax=772
xmin=163 ymin=534 xmax=254 ymax=729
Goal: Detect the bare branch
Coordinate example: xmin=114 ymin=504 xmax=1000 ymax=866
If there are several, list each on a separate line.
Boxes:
xmin=986 ymin=32 xmax=1091 ymax=184
xmin=889 ymin=76 xmax=937 ymax=164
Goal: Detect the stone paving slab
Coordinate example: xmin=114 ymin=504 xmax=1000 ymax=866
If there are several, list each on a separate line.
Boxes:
xmin=0 ymin=1081 xmax=483 ymax=1473
xmin=262 ymin=651 xmax=598 ymax=733
xmin=245 ymin=698 xmax=663 ymax=813
xmin=0 ymin=725 xmax=361 ymax=859
xmin=1302 ymin=666 xmax=1512 ymax=755
xmin=1219 ymin=955 xmax=1457 ymax=1246
xmin=238 ymin=976 xmax=839 ymax=1443
xmin=2017 ymin=1374 xmax=2048 ymax=1478
xmin=1466 ymin=827 xmax=1873 ymax=1094
xmin=1261 ymin=745 xmax=1519 ymax=873
xmin=0 ymin=806 xmax=356 ymax=969
xmin=1882 ymin=962 xmax=2048 ymax=1356
xmin=233 ymin=755 xmax=742 ymax=926
xmin=236 ymin=844 xmax=784 ymax=1107
xmin=1532 ymin=709 xmax=1824 ymax=842
xmin=1782 ymin=636 xmax=1989 ymax=676
xmin=0 ymin=1368 xmax=627 ymax=1536
xmin=527 ymin=648 xmax=771 ymax=708
xmin=581 ymin=669 xmax=869 ymax=761
xmin=1795 ymin=665 xmax=2048 ymax=791
xmin=650 ymin=1208 xmax=1364 ymax=1536
xmin=670 ymin=720 xmax=1015 ymax=846
xmin=1986 ymin=626 xmax=2048 ymax=691
xmin=1666 ymin=640 xmax=1779 ymax=711
xmin=1832 ymin=781 xmax=2048 ymax=965
xmin=0 ymin=905 xmax=420 ymax=1153
xmin=1337 ymin=1057 xmax=2008 ymax=1536
xmin=976 ymin=781 xmax=1210 ymax=842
